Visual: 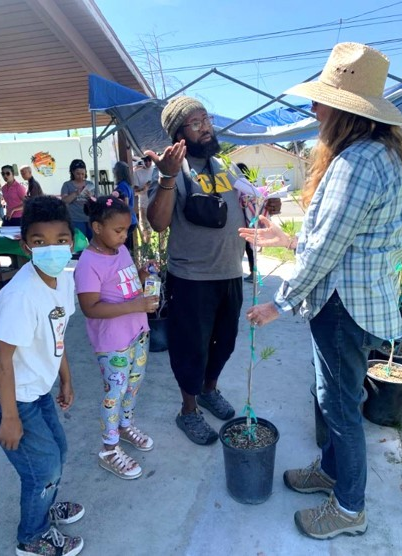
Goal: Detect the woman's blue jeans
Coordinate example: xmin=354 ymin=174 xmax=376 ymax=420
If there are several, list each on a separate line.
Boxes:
xmin=0 ymin=393 xmax=67 ymax=543
xmin=310 ymin=291 xmax=384 ymax=512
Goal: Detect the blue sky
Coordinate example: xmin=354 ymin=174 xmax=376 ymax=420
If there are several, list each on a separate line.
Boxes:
xmin=96 ymin=0 xmax=402 ymax=119
xmin=2 ymin=0 xmax=401 ymax=141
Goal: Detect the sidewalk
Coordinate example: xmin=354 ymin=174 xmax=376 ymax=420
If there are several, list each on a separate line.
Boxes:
xmin=1 ymin=256 xmax=401 ymax=556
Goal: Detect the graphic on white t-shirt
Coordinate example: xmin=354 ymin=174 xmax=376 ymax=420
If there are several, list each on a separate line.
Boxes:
xmin=117 ymin=264 xmax=142 ymax=299
xmin=48 ymin=306 xmax=67 ymax=357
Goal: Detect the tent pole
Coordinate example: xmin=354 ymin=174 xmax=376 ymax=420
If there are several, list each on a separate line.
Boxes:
xmin=91 ymin=110 xmax=100 ymax=197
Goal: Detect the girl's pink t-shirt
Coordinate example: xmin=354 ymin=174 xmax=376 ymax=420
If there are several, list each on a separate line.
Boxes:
xmin=2 ymin=180 xmax=27 ymax=218
xmin=74 ymin=246 xmax=149 ymax=352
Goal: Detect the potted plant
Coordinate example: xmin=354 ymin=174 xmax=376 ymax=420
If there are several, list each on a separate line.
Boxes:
xmin=136 ymin=230 xmax=169 ymax=352
xmin=219 ymin=345 xmax=280 ymax=504
xmin=364 ymin=339 xmax=402 ymax=427
xmin=218 ymin=179 xmax=280 ymax=505
xmin=363 ymin=262 xmax=402 ymax=426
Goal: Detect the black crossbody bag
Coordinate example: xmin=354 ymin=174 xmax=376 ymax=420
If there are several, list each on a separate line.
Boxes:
xmin=182 ymin=159 xmax=228 ymax=229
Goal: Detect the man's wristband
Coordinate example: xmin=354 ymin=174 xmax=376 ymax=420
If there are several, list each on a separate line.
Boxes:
xmin=158 ymin=171 xmax=178 ymax=179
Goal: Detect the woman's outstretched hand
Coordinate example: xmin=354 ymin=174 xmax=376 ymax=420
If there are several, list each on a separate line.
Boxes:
xmin=239 ymin=215 xmax=290 ymax=248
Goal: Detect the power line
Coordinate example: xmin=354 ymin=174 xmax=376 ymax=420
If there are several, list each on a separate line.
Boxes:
xmin=161 ymin=38 xmax=402 ymax=73
xmin=128 ymin=5 xmax=402 ymax=55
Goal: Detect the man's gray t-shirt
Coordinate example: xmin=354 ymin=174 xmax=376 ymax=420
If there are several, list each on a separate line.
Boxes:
xmin=149 ymin=156 xmax=245 ymax=280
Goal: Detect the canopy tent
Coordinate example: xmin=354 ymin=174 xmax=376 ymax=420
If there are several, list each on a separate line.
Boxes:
xmin=89 ymin=71 xmax=402 ymax=191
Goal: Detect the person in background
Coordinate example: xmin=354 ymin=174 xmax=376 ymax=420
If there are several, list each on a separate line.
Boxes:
xmin=112 ymin=161 xmax=137 ymax=252
xmin=74 ymin=196 xmax=157 ymax=479
xmin=1 ymin=165 xmax=27 ymax=226
xmin=0 ymin=196 xmax=84 ymax=556
xmin=236 ymin=162 xmax=281 ymax=282
xmin=61 ymin=159 xmax=95 ymax=241
xmin=20 ymin=165 xmax=43 ymax=198
xmin=240 ymin=42 xmax=402 ymax=540
xmin=0 ymin=190 xmax=5 ymax=222
xmin=236 ymin=163 xmax=255 ymax=282
xmin=147 ymin=96 xmax=245 ymax=446
xmin=133 ymin=156 xmax=154 ymax=243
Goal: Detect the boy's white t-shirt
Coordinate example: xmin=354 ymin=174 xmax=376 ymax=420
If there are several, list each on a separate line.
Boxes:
xmin=0 ymin=262 xmax=75 ymax=402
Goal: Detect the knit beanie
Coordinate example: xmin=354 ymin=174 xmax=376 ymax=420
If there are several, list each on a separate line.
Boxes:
xmin=161 ymin=96 xmax=206 ymax=139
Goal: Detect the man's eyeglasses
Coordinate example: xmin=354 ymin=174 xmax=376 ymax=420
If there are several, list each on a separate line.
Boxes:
xmin=311 ymin=101 xmax=319 ymax=110
xmin=1 ymin=171 xmax=11 ymax=177
xmin=181 ymin=115 xmax=214 ymax=132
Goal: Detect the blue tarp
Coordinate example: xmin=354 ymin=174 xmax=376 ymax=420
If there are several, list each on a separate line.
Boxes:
xmin=89 ymin=74 xmax=402 ymax=152
xmin=88 ymin=74 xmax=148 ymax=110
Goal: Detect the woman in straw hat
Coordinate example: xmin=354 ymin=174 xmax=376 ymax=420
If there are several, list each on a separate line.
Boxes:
xmin=240 ymin=42 xmax=402 ymax=540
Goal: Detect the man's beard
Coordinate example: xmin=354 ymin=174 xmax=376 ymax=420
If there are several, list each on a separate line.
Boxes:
xmin=185 ymin=133 xmax=221 ymax=158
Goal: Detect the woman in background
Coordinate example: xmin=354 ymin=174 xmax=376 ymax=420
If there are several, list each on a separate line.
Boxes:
xmin=1 ymin=165 xmax=26 ymax=226
xmin=113 ymin=161 xmax=137 ymax=252
xmin=61 ymin=159 xmax=95 ymax=241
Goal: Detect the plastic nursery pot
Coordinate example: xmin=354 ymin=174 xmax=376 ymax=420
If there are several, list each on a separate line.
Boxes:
xmin=310 ymin=383 xmax=368 ymax=449
xmin=148 ymin=316 xmax=168 ymax=353
xmin=363 ymin=359 xmax=402 ymax=427
xmin=219 ymin=417 xmax=279 ymax=505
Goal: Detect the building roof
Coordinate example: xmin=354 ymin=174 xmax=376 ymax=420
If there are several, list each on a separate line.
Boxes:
xmin=230 ymin=144 xmax=308 ymax=161
xmin=0 ymin=0 xmax=153 ymax=133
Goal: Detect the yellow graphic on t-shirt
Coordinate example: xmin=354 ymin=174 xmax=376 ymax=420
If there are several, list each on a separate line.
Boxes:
xmin=197 ymin=172 xmax=233 ymax=194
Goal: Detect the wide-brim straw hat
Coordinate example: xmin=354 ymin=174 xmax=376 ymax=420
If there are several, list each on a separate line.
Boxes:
xmin=285 ymin=42 xmax=402 ymax=126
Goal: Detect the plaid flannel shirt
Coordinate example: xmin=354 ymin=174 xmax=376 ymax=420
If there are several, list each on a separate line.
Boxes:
xmin=274 ymin=139 xmax=402 ymax=340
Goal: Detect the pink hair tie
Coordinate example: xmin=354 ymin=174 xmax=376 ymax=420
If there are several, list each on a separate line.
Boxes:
xmin=106 ymin=198 xmax=113 ymax=207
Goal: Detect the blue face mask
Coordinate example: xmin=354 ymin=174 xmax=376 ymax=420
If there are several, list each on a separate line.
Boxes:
xmin=29 ymin=245 xmax=72 ymax=277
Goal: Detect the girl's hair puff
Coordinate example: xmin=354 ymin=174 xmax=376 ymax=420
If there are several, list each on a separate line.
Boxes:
xmin=84 ymin=195 xmax=130 ymax=225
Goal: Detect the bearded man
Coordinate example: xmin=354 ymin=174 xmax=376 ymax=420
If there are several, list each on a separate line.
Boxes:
xmin=147 ymin=96 xmax=246 ymax=445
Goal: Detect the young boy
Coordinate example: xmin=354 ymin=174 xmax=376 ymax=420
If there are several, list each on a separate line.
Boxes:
xmin=0 ymin=196 xmax=84 ymax=556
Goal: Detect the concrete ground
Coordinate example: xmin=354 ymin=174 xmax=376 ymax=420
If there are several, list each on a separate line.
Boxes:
xmin=1 ymin=255 xmax=402 ymax=556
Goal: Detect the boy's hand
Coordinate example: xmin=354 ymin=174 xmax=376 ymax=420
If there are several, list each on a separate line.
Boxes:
xmin=131 ymin=295 xmax=159 ymax=313
xmin=0 ymin=417 xmax=23 ymax=450
xmin=57 ymin=382 xmax=74 ymax=410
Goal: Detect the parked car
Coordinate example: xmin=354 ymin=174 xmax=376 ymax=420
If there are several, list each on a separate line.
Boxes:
xmin=265 ymin=174 xmax=286 ymax=191
xmin=265 ymin=173 xmax=297 ymax=193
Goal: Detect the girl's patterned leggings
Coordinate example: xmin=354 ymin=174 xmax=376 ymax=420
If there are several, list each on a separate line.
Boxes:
xmin=96 ymin=332 xmax=149 ymax=446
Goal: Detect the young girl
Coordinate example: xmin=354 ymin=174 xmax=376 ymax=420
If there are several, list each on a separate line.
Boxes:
xmin=74 ymin=196 xmax=159 ymax=480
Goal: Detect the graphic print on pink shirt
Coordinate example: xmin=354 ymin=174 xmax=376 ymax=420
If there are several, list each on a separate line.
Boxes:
xmin=117 ymin=264 xmax=142 ymax=299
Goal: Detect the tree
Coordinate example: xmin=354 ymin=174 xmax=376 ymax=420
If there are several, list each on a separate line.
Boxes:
xmin=285 ymin=140 xmax=312 ymax=158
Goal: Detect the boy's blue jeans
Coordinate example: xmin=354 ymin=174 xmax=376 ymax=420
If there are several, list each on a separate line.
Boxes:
xmin=0 ymin=393 xmax=67 ymax=543
xmin=310 ymin=290 xmax=385 ymax=512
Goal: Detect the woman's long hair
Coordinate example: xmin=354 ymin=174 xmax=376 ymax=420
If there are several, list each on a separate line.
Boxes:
xmin=113 ymin=161 xmax=132 ymax=185
xmin=302 ymin=108 xmax=402 ymax=207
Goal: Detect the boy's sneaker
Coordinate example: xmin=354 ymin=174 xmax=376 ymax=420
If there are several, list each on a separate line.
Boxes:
xmin=176 ymin=408 xmax=218 ymax=445
xmin=283 ymin=457 xmax=336 ymax=494
xmin=49 ymin=502 xmax=85 ymax=525
xmin=196 ymin=389 xmax=235 ymax=420
xmin=294 ymin=493 xmax=367 ymax=539
xmin=16 ymin=526 xmax=84 ymax=556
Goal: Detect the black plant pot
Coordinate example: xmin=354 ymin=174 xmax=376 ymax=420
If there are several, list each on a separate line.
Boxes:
xmin=148 ymin=316 xmax=168 ymax=352
xmin=363 ymin=359 xmax=402 ymax=427
xmin=310 ymin=383 xmax=367 ymax=448
xmin=219 ymin=417 xmax=279 ymax=505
